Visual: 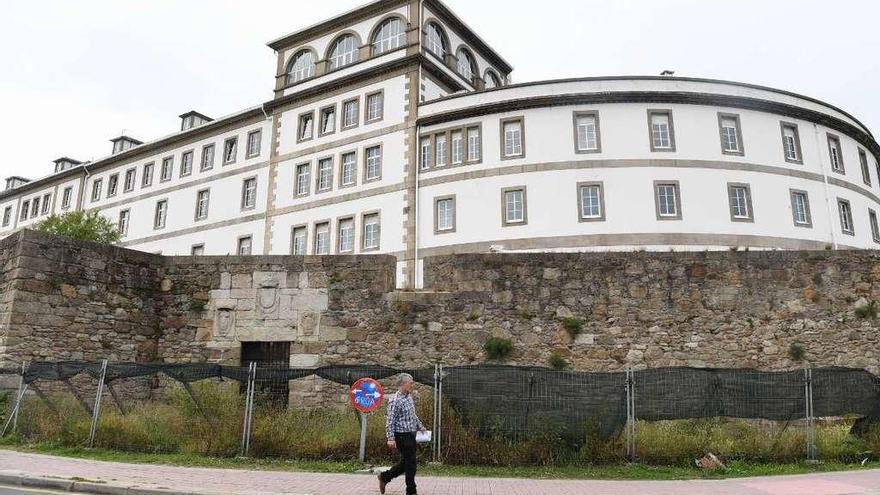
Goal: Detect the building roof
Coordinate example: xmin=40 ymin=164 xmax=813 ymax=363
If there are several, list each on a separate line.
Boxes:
xmin=109 ymin=135 xmax=144 ymax=145
xmin=179 ymin=110 xmax=214 ymax=122
xmin=52 ymin=157 xmax=83 ymax=165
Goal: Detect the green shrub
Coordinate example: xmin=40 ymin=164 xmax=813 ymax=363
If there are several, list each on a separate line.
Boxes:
xmin=549 ymin=354 xmax=570 ymax=370
xmin=855 ymin=301 xmax=878 ymax=319
xmin=788 ymin=343 xmax=806 ymax=361
xmin=35 ymin=211 xmax=120 ymax=245
xmin=483 ymin=337 xmax=513 ymax=361
xmin=188 ymin=299 xmax=207 ymax=312
xmin=561 ymin=317 xmax=583 ymax=338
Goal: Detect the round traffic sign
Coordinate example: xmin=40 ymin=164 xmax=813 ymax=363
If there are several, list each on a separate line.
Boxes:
xmin=349 ymin=378 xmax=384 ymax=414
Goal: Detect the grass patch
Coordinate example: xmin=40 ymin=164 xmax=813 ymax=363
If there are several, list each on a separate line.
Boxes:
xmin=483 ymin=337 xmax=513 ymax=361
xmin=561 ymin=317 xmax=583 ymax=338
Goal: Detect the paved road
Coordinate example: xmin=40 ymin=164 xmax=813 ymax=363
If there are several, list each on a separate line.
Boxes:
xmin=0 ymin=487 xmax=66 ymax=495
xmin=2 ymin=450 xmax=880 ymax=495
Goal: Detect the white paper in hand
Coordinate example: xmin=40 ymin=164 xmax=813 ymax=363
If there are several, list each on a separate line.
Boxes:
xmin=416 ymin=430 xmax=432 ymax=443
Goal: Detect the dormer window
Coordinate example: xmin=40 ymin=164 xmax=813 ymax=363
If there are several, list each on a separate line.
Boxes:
xmin=372 ymin=17 xmax=406 ymax=55
xmin=425 ymin=23 xmax=447 ymax=59
xmin=328 ymin=35 xmax=359 ymax=70
xmin=53 ymin=157 xmax=82 ymax=174
xmin=456 ymin=48 xmax=476 ymax=82
xmin=110 ymin=136 xmax=142 ymax=155
xmin=180 ymin=111 xmax=213 ymax=131
xmin=286 ymin=50 xmax=315 ymax=84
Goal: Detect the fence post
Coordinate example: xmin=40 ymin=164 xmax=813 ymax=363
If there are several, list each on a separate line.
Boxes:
xmin=240 ymin=362 xmax=256 ymax=457
xmin=12 ymin=361 xmax=26 ymax=431
xmin=804 ymin=367 xmax=817 ymax=462
xmin=431 ymin=363 xmax=439 ymax=463
xmin=88 ymin=359 xmax=108 ymax=448
xmin=1 ymin=364 xmax=29 ymax=437
xmin=437 ymin=364 xmax=443 ymax=463
xmin=625 ymin=368 xmax=637 ymax=462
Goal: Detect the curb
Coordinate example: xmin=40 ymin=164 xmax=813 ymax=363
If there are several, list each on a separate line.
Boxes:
xmin=0 ymin=472 xmax=208 ymax=495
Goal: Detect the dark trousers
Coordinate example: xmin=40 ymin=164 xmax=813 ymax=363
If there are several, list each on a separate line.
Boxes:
xmin=381 ymin=432 xmax=417 ymax=495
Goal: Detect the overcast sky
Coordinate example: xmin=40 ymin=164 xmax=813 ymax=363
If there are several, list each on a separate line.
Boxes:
xmin=1 ymin=0 xmax=878 ymax=180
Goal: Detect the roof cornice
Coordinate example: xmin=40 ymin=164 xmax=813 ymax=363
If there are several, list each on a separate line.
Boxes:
xmin=423 ymin=0 xmax=513 ymax=74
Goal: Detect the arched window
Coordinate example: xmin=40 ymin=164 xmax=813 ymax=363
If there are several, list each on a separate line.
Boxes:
xmin=456 ymin=48 xmax=476 ymax=81
xmin=425 ymin=23 xmax=447 ymax=59
xmin=286 ymin=50 xmax=315 ymax=84
xmin=328 ymin=35 xmax=359 ymax=70
xmin=484 ymin=70 xmax=501 ymax=89
xmin=372 ymin=17 xmax=406 ymax=55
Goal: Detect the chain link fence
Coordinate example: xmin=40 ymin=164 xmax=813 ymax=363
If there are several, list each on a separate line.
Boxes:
xmin=2 ymin=362 xmax=879 ymax=465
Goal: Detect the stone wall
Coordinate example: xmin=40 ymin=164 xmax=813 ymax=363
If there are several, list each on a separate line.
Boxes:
xmin=1 ymin=230 xmax=879 ymax=388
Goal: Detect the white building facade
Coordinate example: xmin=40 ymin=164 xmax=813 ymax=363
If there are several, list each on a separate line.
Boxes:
xmin=2 ymin=0 xmax=879 ymax=288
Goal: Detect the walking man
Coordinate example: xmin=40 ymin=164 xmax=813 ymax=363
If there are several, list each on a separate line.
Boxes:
xmin=378 ymin=373 xmax=425 ymax=495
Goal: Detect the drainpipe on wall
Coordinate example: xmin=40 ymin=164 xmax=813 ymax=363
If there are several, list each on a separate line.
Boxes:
xmin=813 ymin=123 xmax=838 ymax=250
xmin=76 ymin=162 xmax=92 ymax=212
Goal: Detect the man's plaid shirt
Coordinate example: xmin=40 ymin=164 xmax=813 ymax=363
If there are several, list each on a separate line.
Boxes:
xmin=385 ymin=391 xmax=424 ymax=439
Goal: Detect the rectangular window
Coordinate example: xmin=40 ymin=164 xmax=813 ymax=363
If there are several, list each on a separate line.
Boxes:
xmin=420 ymin=137 xmax=431 ymax=170
xmin=648 ymin=110 xmax=675 ymax=151
xmin=577 ymin=182 xmax=605 ymax=222
xmin=365 ymin=145 xmax=382 ymax=182
xmin=91 ymin=179 xmax=103 ymax=202
xmin=118 ymin=209 xmax=130 ymax=237
xmin=201 ymin=144 xmax=215 ymax=171
xmin=434 ymin=195 xmax=456 ymax=233
xmin=342 ymin=98 xmax=359 ymax=129
xmin=2 ymin=206 xmax=11 ymax=227
xmin=859 ymin=149 xmax=871 ymax=186
xmin=338 ymin=217 xmax=355 ymax=253
xmin=241 ymin=177 xmax=257 ymax=210
xmin=451 ymin=130 xmax=463 ymax=165
xmin=574 ymin=112 xmax=601 ymax=153
xmin=781 ymin=122 xmax=803 ymax=164
xmin=365 ymin=91 xmax=384 ymax=122
xmin=191 ymin=244 xmax=205 ymax=256
xmin=107 ymin=174 xmax=119 ymax=197
xmin=124 ymin=168 xmax=136 ymax=192
xmin=435 ymin=133 xmax=447 ymax=167
xmin=654 ymin=181 xmax=682 ymax=220
xmin=154 ymin=200 xmax=168 ymax=230
xmin=194 ymin=189 xmax=210 ymax=221
xmin=161 ymin=157 xmax=174 ymax=182
xmin=314 ymin=222 xmax=330 ymax=255
xmin=319 ymin=106 xmax=336 ymax=136
xmin=292 ymin=226 xmax=308 ymax=255
xmin=362 ymin=213 xmax=381 ymax=251
xmin=790 ymin=190 xmax=812 ymax=228
xmin=727 ymin=183 xmax=754 ymax=222
xmin=30 ymin=200 xmax=38 ymax=219
xmin=467 ymin=126 xmax=481 ymax=162
xmin=316 ymin=157 xmax=333 ymax=192
xmin=340 ymin=152 xmax=357 ymax=187
xmin=868 ymin=208 xmax=880 ymax=243
xmin=180 ymin=150 xmax=194 ymax=177
xmin=238 ymin=236 xmax=253 ymax=255
xmin=61 ymin=186 xmax=72 ymax=209
xmin=828 ymin=134 xmax=845 ymax=173
xmin=142 ymin=162 xmax=154 ymax=187
xmin=501 ymin=117 xmax=525 ymax=159
xmin=718 ymin=113 xmax=744 ymax=155
xmin=838 ymin=198 xmax=854 ymax=235
xmin=298 ymin=112 xmax=314 ymax=142
xmin=295 ymin=163 xmax=311 ymax=197
xmin=41 ymin=194 xmax=51 ymax=215
xmin=19 ymin=201 xmax=29 ymax=221
xmin=223 ymin=137 xmax=238 ymax=165
xmin=246 ymin=130 xmax=262 ymax=158
xmin=501 ymin=187 xmax=527 ymax=226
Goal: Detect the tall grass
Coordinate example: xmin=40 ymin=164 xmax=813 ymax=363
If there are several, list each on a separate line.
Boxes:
xmin=10 ymin=382 xmax=880 ymax=467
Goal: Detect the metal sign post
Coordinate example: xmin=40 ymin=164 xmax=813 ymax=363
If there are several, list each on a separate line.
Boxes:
xmin=240 ymin=362 xmax=256 ymax=457
xmin=349 ymin=377 xmax=384 ymax=464
xmin=88 ymin=359 xmax=108 ymax=447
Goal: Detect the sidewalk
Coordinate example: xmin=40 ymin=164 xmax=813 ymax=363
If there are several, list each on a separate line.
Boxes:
xmin=1 ymin=450 xmax=880 ymax=495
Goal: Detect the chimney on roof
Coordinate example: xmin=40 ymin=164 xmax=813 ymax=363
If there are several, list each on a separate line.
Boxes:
xmin=5 ymin=176 xmax=31 ymax=191
xmin=110 ymin=135 xmax=143 ymax=155
xmin=179 ymin=111 xmax=213 ymax=131
xmin=52 ymin=157 xmax=83 ymax=174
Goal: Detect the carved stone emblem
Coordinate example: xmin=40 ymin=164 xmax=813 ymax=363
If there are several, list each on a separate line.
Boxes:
xmin=299 ymin=311 xmax=319 ymax=337
xmin=215 ymin=308 xmax=236 ymax=338
xmin=257 ymin=289 xmax=280 ymax=318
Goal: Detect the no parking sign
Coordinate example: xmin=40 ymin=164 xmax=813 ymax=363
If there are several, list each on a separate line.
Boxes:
xmin=349 ymin=377 xmax=384 ymax=414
